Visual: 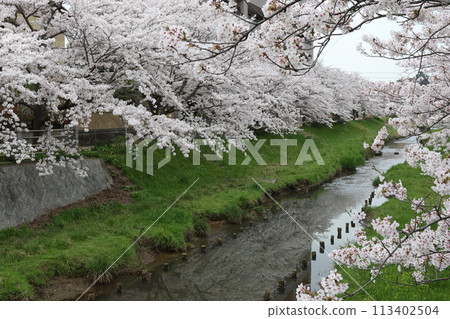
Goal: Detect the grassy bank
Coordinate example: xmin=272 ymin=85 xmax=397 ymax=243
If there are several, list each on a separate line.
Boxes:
xmin=341 ymin=163 xmax=450 ymax=301
xmin=0 ymin=118 xmax=386 ymax=300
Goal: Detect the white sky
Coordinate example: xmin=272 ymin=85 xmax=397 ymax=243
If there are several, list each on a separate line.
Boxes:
xmin=320 ymin=18 xmax=412 ymax=82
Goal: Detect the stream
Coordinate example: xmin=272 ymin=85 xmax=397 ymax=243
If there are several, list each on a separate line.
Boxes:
xmin=94 ymin=138 xmax=414 ymax=301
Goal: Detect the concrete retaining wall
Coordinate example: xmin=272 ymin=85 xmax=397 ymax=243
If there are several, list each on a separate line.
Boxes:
xmin=0 ymin=159 xmax=112 ymax=230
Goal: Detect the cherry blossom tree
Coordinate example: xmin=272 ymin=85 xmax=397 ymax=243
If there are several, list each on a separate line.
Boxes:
xmin=167 ymin=0 xmax=449 ymax=300
xmin=2 ymin=0 xmax=447 ymax=300
xmin=294 ymin=2 xmax=449 ymax=300
xmin=0 ymin=0 xmax=380 ymax=175
xmin=172 ymin=1 xmax=446 ymax=72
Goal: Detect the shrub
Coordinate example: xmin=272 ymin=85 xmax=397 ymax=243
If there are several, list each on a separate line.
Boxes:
xmin=372 ymin=176 xmax=381 ymax=187
xmin=192 ymin=215 xmax=208 ymax=237
xmin=226 ymin=204 xmax=245 ymax=223
xmin=340 ymin=156 xmax=357 ymax=171
xmin=151 ymin=228 xmax=186 ymax=251
xmin=86 ymin=254 xmax=114 ymax=284
xmin=355 ymin=154 xmax=365 ymax=166
xmin=340 ymin=154 xmax=365 ymax=171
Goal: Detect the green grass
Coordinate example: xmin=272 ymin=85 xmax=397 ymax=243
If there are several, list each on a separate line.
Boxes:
xmin=340 ymin=154 xmax=365 ymax=171
xmin=0 ymin=118 xmax=386 ymax=300
xmin=340 ymin=163 xmax=450 ymax=301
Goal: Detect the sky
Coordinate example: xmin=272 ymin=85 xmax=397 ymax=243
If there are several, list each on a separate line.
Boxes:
xmin=320 ymin=18 xmax=411 ymax=82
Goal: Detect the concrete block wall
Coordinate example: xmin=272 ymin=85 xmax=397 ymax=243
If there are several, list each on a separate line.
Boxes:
xmin=0 ymin=159 xmax=112 ymax=230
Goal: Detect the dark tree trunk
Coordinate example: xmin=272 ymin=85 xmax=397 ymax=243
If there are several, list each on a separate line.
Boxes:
xmin=31 ymin=104 xmax=47 ymax=147
xmin=32 ymin=104 xmax=46 ymax=131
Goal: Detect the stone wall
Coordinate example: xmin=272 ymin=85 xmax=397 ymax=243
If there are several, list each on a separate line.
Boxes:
xmin=0 ymin=159 xmax=112 ymax=230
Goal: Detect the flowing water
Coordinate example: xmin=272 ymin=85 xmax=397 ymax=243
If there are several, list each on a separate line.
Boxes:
xmin=95 ymin=138 xmax=414 ymax=301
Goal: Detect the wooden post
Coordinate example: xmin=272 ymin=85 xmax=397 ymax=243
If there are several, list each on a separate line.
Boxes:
xmin=116 ymin=283 xmax=122 ymax=293
xmin=345 ymin=223 xmax=350 ymax=233
xmin=291 ymin=270 xmax=298 ymax=278
xmin=320 ymin=241 xmax=325 ymax=253
xmin=263 ymin=290 xmax=270 ymax=301
xmin=232 ymin=232 xmax=237 ymax=239
xmin=217 ymin=237 xmax=223 ymax=245
xmin=278 ymin=279 xmax=285 ymax=292
xmin=182 ymin=253 xmax=187 ymax=261
xmin=330 ymin=235 xmax=335 ymax=245
xmin=163 ymin=263 xmax=169 ymax=271
xmin=351 ymin=221 xmax=356 ymax=228
xmin=312 ymin=251 xmax=316 ymax=260
xmin=337 ymin=227 xmax=342 ymax=239
xmin=201 ymin=245 xmax=206 ymax=253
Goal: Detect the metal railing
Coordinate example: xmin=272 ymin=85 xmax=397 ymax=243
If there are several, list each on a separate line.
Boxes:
xmin=15 ymin=127 xmax=79 ymax=152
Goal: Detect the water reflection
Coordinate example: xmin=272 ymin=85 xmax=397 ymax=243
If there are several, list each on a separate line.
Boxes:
xmin=306 ymin=138 xmax=413 ymax=292
xmin=96 ymin=138 xmax=414 ymax=301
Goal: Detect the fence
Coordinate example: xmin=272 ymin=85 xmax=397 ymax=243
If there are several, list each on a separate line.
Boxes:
xmin=15 ymin=127 xmax=79 ymax=153
xmin=1 ymin=127 xmax=131 ymax=158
